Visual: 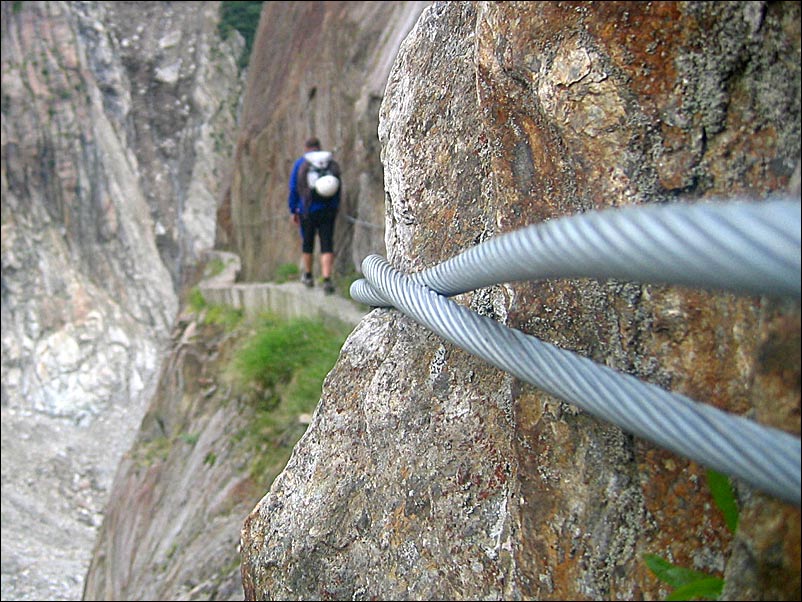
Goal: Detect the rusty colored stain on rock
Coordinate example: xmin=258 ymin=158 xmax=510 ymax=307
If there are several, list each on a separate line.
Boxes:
xmin=240 ymin=2 xmax=800 ymax=600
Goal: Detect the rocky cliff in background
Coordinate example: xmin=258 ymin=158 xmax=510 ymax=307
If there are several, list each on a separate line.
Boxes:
xmin=241 ymin=2 xmax=800 ymax=600
xmin=218 ymin=1 xmax=430 ymax=282
xmin=1 ymin=1 xmax=244 ymax=600
xmin=80 ymin=3 xmax=430 ymax=601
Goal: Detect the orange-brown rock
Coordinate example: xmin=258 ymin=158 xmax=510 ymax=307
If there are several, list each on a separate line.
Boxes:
xmin=241 ymin=2 xmax=800 ymax=600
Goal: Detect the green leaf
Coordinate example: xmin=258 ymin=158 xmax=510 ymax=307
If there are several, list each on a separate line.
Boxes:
xmin=706 ymin=469 xmax=739 ymax=533
xmin=665 ymin=576 xmax=724 ymax=601
xmin=643 ymin=554 xmax=712 ymax=588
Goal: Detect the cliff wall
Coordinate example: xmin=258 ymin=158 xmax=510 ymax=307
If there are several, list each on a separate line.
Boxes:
xmin=218 ymin=1 xmax=430 ymax=281
xmin=240 ymin=2 xmax=801 ymax=600
xmin=0 ymin=1 xmax=244 ymax=599
xmin=79 ymin=3 xmax=430 ymax=600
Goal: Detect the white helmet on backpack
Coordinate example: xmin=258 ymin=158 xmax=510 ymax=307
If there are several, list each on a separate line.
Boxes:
xmin=314 ymin=174 xmax=340 ymax=197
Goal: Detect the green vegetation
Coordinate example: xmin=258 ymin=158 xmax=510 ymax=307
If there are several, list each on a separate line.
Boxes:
xmin=140 ymin=435 xmax=172 ymax=466
xmin=204 ymin=256 xmax=227 ymax=278
xmin=135 ymin=263 xmax=352 ymax=508
xmin=705 ymin=469 xmax=739 ymax=533
xmin=234 ymin=313 xmax=348 ymax=407
xmin=218 ymin=1 xmax=264 ymax=70
xmin=275 ymin=262 xmax=300 ymax=283
xmin=179 ymin=432 xmax=200 ymax=446
xmin=187 ymin=286 xmax=243 ymax=329
xmin=231 ymin=312 xmax=351 ymax=484
xmin=203 ymin=302 xmax=243 ymax=328
xmin=187 ymin=287 xmax=207 ymax=313
xmin=644 ymin=469 xmax=739 ymax=600
xmin=644 ymin=555 xmax=725 ymax=601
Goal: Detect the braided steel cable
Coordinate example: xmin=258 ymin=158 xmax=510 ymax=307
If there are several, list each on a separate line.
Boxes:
xmin=353 ymin=197 xmax=800 ymax=307
xmin=355 ymin=256 xmax=800 ymax=505
xmin=350 ymin=197 xmax=801 ymax=505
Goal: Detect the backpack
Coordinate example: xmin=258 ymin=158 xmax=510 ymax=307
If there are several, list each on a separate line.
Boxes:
xmin=304 ymin=150 xmax=340 ymax=198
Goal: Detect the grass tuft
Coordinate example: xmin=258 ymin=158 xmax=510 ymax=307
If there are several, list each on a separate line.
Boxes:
xmin=231 ymin=313 xmax=351 ymax=483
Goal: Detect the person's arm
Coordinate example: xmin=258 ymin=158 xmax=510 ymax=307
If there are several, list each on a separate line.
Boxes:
xmin=288 ymin=159 xmax=301 ymax=215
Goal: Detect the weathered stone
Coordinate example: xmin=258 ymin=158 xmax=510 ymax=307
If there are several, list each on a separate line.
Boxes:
xmin=1 ymin=1 xmax=244 ymax=600
xmin=241 ymin=2 xmax=800 ymax=600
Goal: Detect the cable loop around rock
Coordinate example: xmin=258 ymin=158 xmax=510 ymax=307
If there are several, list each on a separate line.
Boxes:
xmin=350 ymin=196 xmax=802 ymax=506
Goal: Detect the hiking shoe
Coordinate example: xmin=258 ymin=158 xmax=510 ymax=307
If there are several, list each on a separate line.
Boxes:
xmin=301 ymin=272 xmax=314 ymax=288
xmin=323 ymin=278 xmax=335 ymax=295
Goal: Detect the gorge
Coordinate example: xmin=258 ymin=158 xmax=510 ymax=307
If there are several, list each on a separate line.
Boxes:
xmin=2 ymin=2 xmax=800 ymax=601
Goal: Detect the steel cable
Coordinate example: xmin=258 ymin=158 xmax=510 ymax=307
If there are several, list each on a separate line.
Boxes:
xmin=354 ymin=197 xmax=799 ymax=306
xmin=350 ymin=197 xmax=801 ymax=505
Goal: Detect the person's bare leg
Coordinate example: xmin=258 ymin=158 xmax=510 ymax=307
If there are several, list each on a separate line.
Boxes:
xmin=303 ymin=253 xmax=314 ymax=275
xmin=321 ymin=252 xmax=334 ymax=279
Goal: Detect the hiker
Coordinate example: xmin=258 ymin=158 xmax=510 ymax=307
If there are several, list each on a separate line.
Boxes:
xmin=288 ymin=137 xmax=341 ymax=294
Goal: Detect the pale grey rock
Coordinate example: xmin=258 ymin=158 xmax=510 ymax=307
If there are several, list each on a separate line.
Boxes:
xmin=1 ymin=1 xmax=244 ymax=600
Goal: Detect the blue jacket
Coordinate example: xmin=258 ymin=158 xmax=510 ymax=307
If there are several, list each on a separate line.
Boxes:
xmin=288 ymin=151 xmax=341 ymax=215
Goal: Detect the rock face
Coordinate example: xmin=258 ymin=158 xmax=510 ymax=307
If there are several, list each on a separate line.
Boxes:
xmin=79 ymin=3 xmax=430 ymax=600
xmin=240 ymin=2 xmax=800 ymax=600
xmin=81 ymin=305 xmax=262 ymax=601
xmin=218 ymin=1 xmax=430 ymax=282
xmin=1 ymin=1 xmax=243 ymax=600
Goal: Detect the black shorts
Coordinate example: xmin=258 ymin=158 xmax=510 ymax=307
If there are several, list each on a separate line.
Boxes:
xmin=300 ymin=207 xmax=337 ymax=254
